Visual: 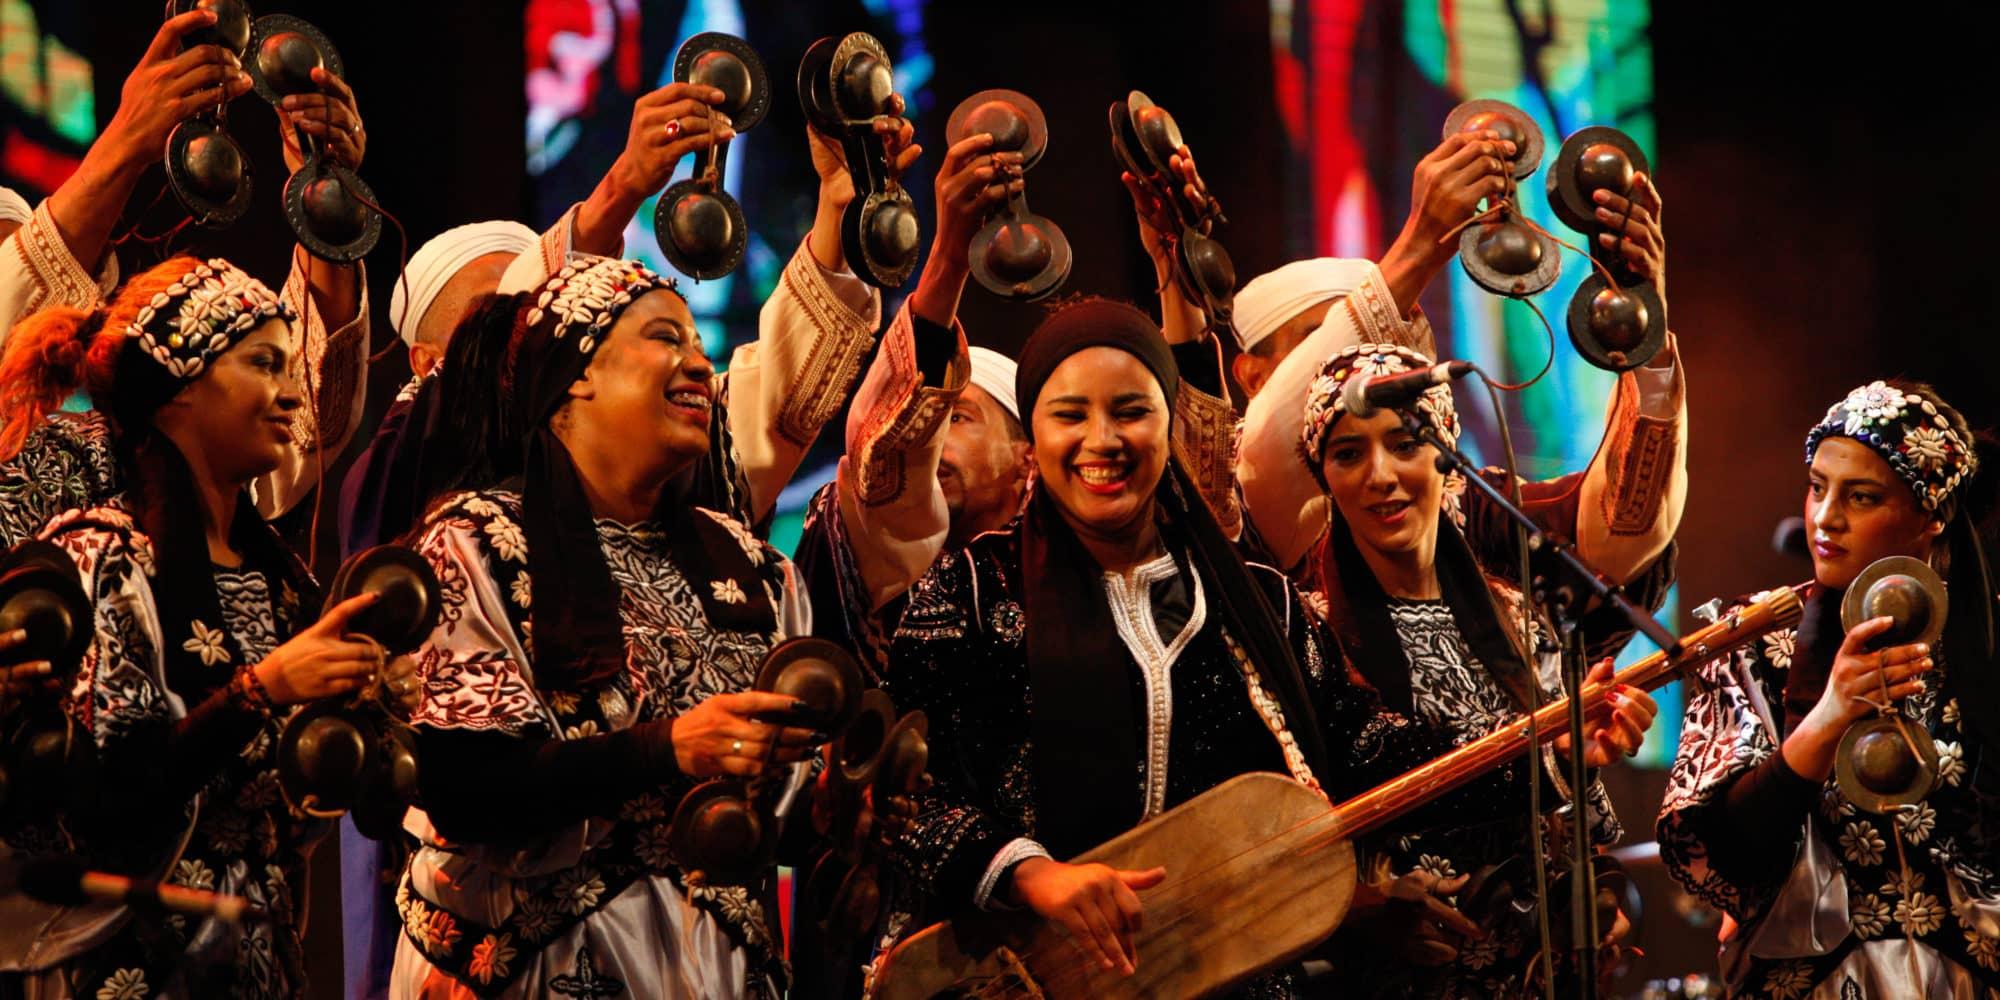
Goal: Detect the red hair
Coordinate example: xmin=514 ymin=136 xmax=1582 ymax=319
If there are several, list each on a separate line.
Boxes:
xmin=0 ymin=256 xmax=207 ymax=461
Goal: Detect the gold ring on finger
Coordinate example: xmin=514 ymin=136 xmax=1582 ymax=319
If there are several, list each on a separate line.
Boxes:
xmin=731 ymin=738 xmax=743 ymax=755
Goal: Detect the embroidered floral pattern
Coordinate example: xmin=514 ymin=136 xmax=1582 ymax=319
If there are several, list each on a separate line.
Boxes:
xmin=1937 ymin=739 xmax=1964 ymax=786
xmin=1896 ymin=890 xmax=1947 ymax=936
xmin=183 ymin=619 xmax=230 ymax=666
xmin=1300 ymin=343 xmax=1461 ymax=484
xmin=710 ymin=579 xmax=747 ymax=605
xmin=1806 ymin=381 xmax=1976 ymax=512
xmin=510 ymin=574 xmax=532 ymax=609
xmin=126 ymin=259 xmax=295 ymax=383
xmin=1897 ymin=801 xmax=1937 ymax=844
xmin=1761 ymin=961 xmax=1813 ymax=999
xmin=552 ymin=868 xmax=606 ymax=915
xmin=94 ymin=969 xmax=148 ymax=1000
xmin=1850 ymin=893 xmax=1892 ymax=938
xmin=1840 ymin=822 xmax=1886 ymax=867
xmin=524 ymin=257 xmax=676 ymax=346
xmin=468 ymin=933 xmax=516 ymax=985
xmin=1761 ymin=629 xmax=1795 ymax=669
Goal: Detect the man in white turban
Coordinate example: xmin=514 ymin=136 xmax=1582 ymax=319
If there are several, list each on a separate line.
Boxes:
xmin=388 ymin=220 xmax=539 ymax=376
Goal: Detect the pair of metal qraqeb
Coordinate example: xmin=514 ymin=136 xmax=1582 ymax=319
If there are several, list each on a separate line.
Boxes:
xmin=162 ymin=0 xmax=382 ymax=262
xmin=275 ymin=545 xmax=441 ymax=840
xmin=1441 ymin=99 xmax=1667 ymax=372
xmin=0 ymin=541 xmax=96 ymax=826
xmin=945 ymin=89 xmax=1072 ymax=301
xmin=1109 ymin=90 xmax=1239 ymax=340
xmin=654 ymin=33 xmax=771 ymax=281
xmin=799 ymin=32 xmax=921 ymax=290
xmin=670 ymin=636 xmax=929 ymax=941
xmin=1832 ymin=556 xmax=1949 ymax=815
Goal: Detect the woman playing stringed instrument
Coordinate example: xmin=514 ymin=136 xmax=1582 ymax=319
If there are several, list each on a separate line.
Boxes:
xmin=876 ymin=300 xmax=1656 ymax=998
xmin=1293 ymin=341 xmax=1666 ymax=997
xmin=1659 ymin=381 xmax=2000 ymax=997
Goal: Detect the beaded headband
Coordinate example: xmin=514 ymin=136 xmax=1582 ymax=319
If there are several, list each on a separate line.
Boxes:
xmin=127 ymin=259 xmax=294 ymax=382
xmin=523 ymin=255 xmax=680 ymax=358
xmin=1806 ymin=381 xmax=1977 ymax=513
xmin=1300 ymin=342 xmax=1461 ymax=484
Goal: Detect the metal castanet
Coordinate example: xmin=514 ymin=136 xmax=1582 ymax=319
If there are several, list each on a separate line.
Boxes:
xmin=800 ymin=33 xmax=921 ymax=289
xmin=1546 ymin=125 xmax=1668 ymax=371
xmin=1107 ymin=90 xmax=1238 ymax=341
xmin=868 ymin=587 xmax=1804 ymax=999
xmin=950 ymin=89 xmax=1072 ymax=301
xmin=656 ymin=32 xmax=768 ymax=281
xmin=1834 ymin=556 xmax=1947 ymax=813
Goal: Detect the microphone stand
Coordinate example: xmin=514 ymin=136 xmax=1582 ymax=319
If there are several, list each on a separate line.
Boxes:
xmin=1397 ymin=407 xmax=1680 ymax=997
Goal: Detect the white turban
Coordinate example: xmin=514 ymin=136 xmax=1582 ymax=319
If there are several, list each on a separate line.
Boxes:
xmin=389 ymin=220 xmax=539 ymax=345
xmin=1231 ymin=257 xmax=1374 ymax=352
xmin=967 ymin=346 xmax=1020 ymax=423
xmin=0 ymin=186 xmax=32 ymax=227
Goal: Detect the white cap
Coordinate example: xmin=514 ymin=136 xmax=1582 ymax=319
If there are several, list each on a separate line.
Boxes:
xmin=1231 ymin=257 xmax=1374 ymax=352
xmin=389 ymin=220 xmax=539 ymax=345
xmin=967 ymin=346 xmax=1019 ymax=422
xmin=0 ymin=186 xmax=32 ymax=227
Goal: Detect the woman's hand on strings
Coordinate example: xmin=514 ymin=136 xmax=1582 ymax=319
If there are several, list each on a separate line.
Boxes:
xmin=1005 ymin=856 xmax=1166 ymax=977
xmin=1347 ymin=869 xmax=1483 ymax=965
xmin=670 ymin=691 xmax=824 ymax=778
xmin=1553 ymin=659 xmax=1659 ymax=765
xmin=252 ymin=592 xmax=388 ymax=705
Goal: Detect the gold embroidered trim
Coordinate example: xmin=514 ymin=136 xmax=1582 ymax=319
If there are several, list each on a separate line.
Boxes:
xmin=1606 ymin=414 xmax=1676 ymax=536
xmin=1341 ymin=267 xmax=1433 ymax=353
xmin=853 ymin=310 xmax=966 ymax=507
xmin=775 ymin=241 xmax=877 ymax=447
xmin=1172 ymin=381 xmax=1242 ymax=538
xmin=17 ymin=200 xmax=103 ymax=312
xmin=279 ymin=251 xmax=367 ymax=455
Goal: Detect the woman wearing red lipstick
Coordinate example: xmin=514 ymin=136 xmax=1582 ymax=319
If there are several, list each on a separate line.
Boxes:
xmin=880 ymin=300 xmax=1566 ymax=996
xmin=0 ymin=257 xmax=396 ymax=998
xmin=1660 ymin=381 xmax=2000 ymax=997
xmin=388 ymin=257 xmax=817 ymax=999
xmin=1295 ymin=342 xmax=1665 ymax=995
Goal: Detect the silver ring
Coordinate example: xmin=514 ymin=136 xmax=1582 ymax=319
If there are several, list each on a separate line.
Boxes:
xmin=731 ymin=739 xmax=743 ymax=755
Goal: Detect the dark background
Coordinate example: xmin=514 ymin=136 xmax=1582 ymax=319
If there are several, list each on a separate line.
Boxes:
xmin=20 ymin=0 xmax=1999 ymax=994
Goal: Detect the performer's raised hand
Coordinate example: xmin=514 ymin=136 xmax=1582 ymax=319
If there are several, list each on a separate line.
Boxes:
xmin=1004 ymin=856 xmax=1167 ymax=977
xmin=1378 ymin=130 xmax=1517 ymax=314
xmin=806 ymin=95 xmax=920 ymax=270
xmin=1591 ymin=172 xmax=1666 ymax=300
xmin=670 ymin=691 xmax=825 ymax=778
xmin=1119 ymin=143 xmax=1207 ymax=267
xmin=252 ymin=592 xmax=390 ymax=704
xmin=279 ymin=66 xmax=366 ymax=171
xmin=96 ymin=9 xmax=253 ymax=173
xmin=908 ymin=130 xmax=1022 ymax=325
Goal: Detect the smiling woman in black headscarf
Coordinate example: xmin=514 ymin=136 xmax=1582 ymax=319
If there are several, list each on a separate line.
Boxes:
xmin=388 ymin=256 xmax=818 ymax=999
xmin=880 ymin=297 xmax=1536 ymax=995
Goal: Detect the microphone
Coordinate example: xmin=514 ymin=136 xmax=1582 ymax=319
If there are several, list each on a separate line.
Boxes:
xmin=1339 ymin=360 xmax=1475 ymax=419
xmin=1772 ymin=516 xmax=1809 ymax=559
xmin=7 ymin=856 xmax=265 ymax=924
